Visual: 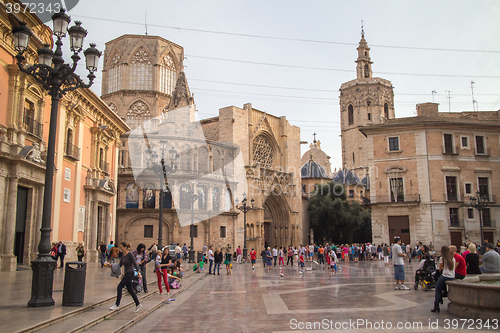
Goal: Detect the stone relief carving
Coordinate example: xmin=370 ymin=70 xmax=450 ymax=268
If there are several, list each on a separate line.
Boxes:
xmin=26 ymin=142 xmax=45 ymax=165
xmin=110 ymin=52 xmax=121 ymax=67
xmin=131 ymin=47 xmax=152 ymax=65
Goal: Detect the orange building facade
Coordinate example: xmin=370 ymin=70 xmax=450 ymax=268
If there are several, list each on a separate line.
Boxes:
xmin=0 ymin=4 xmax=129 ymax=271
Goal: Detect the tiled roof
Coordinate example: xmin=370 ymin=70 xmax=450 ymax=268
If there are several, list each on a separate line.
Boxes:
xmin=332 ymin=169 xmax=362 ymax=185
xmin=301 ymin=160 xmax=329 ymax=179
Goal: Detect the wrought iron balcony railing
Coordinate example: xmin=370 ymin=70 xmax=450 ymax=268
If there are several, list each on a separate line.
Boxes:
xmin=23 ymin=114 xmax=43 ymax=138
xmin=99 ymin=160 xmax=109 ymax=174
xmin=442 ymin=145 xmax=459 ymax=155
xmin=474 ymin=147 xmax=490 ymax=156
xmin=362 ymin=194 xmax=420 ymax=204
xmin=64 ymin=142 xmax=80 ymax=161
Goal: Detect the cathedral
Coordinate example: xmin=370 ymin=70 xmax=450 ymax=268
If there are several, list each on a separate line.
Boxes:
xmin=100 ymin=35 xmax=303 ymax=251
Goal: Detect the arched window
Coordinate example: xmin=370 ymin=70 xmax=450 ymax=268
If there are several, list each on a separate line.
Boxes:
xmin=180 ymin=146 xmax=191 ymax=171
xmin=143 ymin=184 xmax=156 ymax=209
xmin=212 ymin=187 xmax=220 ymax=211
xmin=348 ymin=104 xmax=354 ymax=125
xmin=159 ymin=54 xmax=177 ymax=95
xmin=163 ymin=186 xmax=172 ymax=209
xmin=180 ymin=184 xmax=191 ymax=209
xmin=364 ymin=64 xmax=369 ymax=78
xmin=198 ymin=147 xmax=208 ymax=172
xmin=125 ymin=183 xmax=139 ymax=208
xmin=126 ymin=100 xmax=151 ymax=130
xmin=384 ymin=103 xmax=389 ymax=118
xmin=107 ymin=52 xmax=122 ymax=94
xmin=198 ymin=185 xmax=207 ymax=210
xmin=129 ymin=47 xmax=153 ymax=90
xmin=213 ymin=150 xmax=221 ymax=173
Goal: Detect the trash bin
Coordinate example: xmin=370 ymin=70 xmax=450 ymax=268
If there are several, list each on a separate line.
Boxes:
xmin=197 ymin=251 xmax=204 ymax=263
xmin=62 ymin=262 xmax=86 ymax=306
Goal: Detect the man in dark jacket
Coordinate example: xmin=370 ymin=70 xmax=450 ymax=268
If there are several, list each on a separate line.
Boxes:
xmin=57 ymin=241 xmax=67 ymax=268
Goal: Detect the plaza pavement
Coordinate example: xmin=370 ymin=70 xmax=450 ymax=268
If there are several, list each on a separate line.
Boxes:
xmin=1 ymin=259 xmax=497 ymax=332
xmin=126 ymin=259 xmax=498 ymax=333
xmin=0 ymin=260 xmax=201 ymax=333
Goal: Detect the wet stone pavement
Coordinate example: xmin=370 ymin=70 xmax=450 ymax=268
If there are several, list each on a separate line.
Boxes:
xmin=127 ymin=260 xmax=498 ymax=333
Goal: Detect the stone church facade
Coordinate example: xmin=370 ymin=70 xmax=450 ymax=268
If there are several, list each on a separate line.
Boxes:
xmin=101 ymin=34 xmax=302 ymax=251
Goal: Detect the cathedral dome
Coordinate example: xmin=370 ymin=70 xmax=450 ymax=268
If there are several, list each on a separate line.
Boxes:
xmin=301 ymin=159 xmax=329 ymax=179
xmin=332 ymin=168 xmax=362 ymax=185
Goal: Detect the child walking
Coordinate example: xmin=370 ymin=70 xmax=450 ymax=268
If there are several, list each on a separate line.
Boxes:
xmin=278 ymin=247 xmax=285 ymax=266
xmin=299 ymin=253 xmax=305 ymax=272
xmin=224 ymin=248 xmax=232 ymax=275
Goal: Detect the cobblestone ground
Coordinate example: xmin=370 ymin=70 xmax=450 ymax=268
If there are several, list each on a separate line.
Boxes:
xmin=127 ymin=259 xmax=497 ymax=333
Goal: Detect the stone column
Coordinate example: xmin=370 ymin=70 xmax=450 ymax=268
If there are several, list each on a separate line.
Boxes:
xmin=1 ymin=172 xmax=19 ymax=271
xmin=88 ymin=198 xmax=99 ymax=262
xmin=104 ymin=205 xmax=111 ymax=244
xmin=138 ymin=187 xmax=143 ymax=209
xmin=6 ymin=66 xmax=20 ymax=146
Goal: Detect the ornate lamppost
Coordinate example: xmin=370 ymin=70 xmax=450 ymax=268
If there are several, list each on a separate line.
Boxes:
xmin=468 ymin=190 xmax=489 ymax=246
xmin=235 ymin=193 xmax=255 ymax=259
xmin=12 ymin=10 xmax=101 ymax=307
xmin=145 ymin=140 xmax=179 ymax=249
xmin=187 ymin=175 xmax=199 ymax=263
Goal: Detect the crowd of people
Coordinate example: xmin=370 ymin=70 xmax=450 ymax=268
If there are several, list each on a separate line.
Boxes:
xmin=53 ymin=237 xmax=499 ymax=314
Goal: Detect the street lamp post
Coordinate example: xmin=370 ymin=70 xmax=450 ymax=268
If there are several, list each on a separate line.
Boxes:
xmin=12 ymin=10 xmax=101 ymax=307
xmin=145 ymin=140 xmax=179 ymax=249
xmin=468 ymin=190 xmax=489 ymax=246
xmin=188 ymin=175 xmax=198 ymax=263
xmin=235 ymin=193 xmax=255 ymax=259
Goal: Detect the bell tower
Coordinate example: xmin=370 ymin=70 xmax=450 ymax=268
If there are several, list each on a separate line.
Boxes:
xmin=339 ymin=29 xmax=395 ymax=172
xmin=355 ymin=28 xmax=373 ymax=79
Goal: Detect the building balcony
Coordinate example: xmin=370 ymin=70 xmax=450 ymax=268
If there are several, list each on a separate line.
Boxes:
xmin=449 ymin=218 xmax=463 ymax=228
xmin=445 ymin=193 xmax=462 ymax=202
xmin=23 ymin=115 xmax=43 ymax=138
xmin=365 ymin=194 xmax=420 ymax=204
xmin=474 ymin=148 xmax=490 ymax=157
xmin=483 ymin=218 xmax=496 ymax=228
xmin=64 ymin=143 xmax=80 ymax=161
xmin=442 ymin=145 xmax=459 ymax=155
xmin=99 ymin=160 xmax=109 ymax=174
xmin=485 ymin=194 xmax=497 ymax=203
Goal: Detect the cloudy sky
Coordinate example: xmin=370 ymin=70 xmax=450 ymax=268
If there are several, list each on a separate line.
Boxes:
xmin=65 ymin=0 xmax=500 ymax=170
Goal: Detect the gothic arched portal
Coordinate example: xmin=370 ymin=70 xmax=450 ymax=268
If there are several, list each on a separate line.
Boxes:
xmin=262 ymin=192 xmax=291 ymax=249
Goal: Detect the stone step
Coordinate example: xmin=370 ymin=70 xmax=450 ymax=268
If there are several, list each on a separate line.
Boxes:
xmin=82 ymin=272 xmax=206 ymax=333
xmin=18 ymin=270 xmax=204 ymax=333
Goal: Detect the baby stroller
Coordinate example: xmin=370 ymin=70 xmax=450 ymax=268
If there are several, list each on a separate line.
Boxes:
xmin=414 ymin=258 xmax=437 ymax=291
xmin=131 ymin=269 xmax=143 ymax=293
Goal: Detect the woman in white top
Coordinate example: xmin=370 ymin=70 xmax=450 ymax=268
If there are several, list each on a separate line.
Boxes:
xmin=432 ymin=245 xmax=456 ymax=313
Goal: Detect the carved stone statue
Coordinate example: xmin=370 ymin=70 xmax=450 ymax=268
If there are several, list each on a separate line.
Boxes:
xmin=27 ymin=142 xmax=45 ymax=165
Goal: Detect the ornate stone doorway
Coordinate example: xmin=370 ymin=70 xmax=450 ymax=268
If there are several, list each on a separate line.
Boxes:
xmin=262 ymin=193 xmax=290 ymax=249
